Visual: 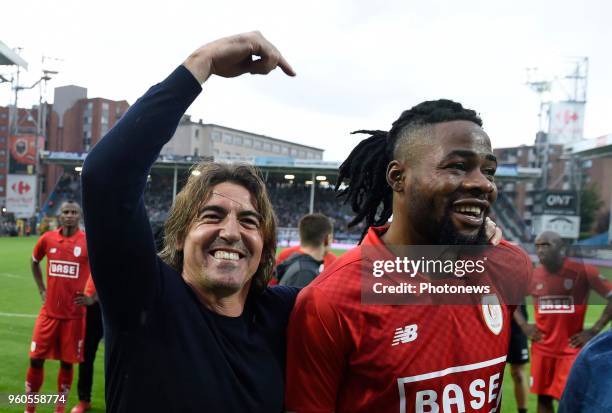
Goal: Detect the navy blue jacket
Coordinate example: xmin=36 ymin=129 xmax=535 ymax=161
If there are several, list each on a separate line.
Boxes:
xmin=82 ymin=66 xmax=298 ymax=412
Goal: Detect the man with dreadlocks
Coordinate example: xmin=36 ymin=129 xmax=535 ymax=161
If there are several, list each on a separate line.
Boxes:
xmin=285 ymin=100 xmax=532 ymax=413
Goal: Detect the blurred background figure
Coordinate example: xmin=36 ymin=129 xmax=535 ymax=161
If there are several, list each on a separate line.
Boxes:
xmin=276 ymin=213 xmax=334 ymax=288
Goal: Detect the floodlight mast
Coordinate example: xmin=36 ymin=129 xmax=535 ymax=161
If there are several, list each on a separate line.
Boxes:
xmin=2 ymin=44 xmax=60 ymax=217
xmin=524 ymin=58 xmax=589 ymax=192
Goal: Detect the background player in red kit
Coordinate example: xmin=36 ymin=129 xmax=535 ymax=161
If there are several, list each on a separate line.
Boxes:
xmin=515 ymin=230 xmax=612 ymax=413
xmin=24 ymin=201 xmax=90 ymax=413
xmin=285 ymin=101 xmax=531 ymax=412
xmin=275 ymin=213 xmax=337 ymax=276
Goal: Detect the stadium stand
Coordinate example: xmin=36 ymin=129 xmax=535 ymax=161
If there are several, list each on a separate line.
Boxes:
xmin=40 ymin=170 xmax=364 ymax=243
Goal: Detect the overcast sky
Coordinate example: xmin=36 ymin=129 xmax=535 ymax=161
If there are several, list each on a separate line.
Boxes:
xmin=2 ymin=0 xmax=611 ymax=161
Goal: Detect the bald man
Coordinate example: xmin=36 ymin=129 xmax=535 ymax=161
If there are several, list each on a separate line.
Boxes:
xmin=514 ymin=231 xmax=612 ymax=413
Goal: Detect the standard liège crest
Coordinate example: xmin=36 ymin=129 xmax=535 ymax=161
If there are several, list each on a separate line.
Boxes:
xmin=50 ymin=248 xmax=57 ymax=254
xmin=564 ymin=278 xmax=573 ymax=290
xmin=481 ymin=294 xmax=503 ymax=335
xmin=74 ymin=246 xmax=82 ymax=257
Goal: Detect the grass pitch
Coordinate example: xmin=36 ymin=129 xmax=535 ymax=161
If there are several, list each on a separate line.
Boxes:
xmin=0 ymin=238 xmax=609 ymax=412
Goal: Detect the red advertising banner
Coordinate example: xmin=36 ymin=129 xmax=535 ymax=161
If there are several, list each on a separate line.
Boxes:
xmin=8 ymin=135 xmax=45 ymax=174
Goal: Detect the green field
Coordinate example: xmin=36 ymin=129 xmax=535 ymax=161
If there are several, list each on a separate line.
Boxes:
xmin=1 ymin=238 xmax=609 ymax=412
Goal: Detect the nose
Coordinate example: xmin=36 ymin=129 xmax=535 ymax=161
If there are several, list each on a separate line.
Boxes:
xmin=461 ymin=170 xmax=496 ymax=196
xmin=219 ymin=215 xmax=241 ymax=243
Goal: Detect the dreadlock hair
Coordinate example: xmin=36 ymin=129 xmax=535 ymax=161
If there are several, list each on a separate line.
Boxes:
xmin=337 ymin=99 xmax=483 ymax=240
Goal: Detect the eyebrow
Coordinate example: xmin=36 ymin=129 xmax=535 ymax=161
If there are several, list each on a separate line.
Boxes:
xmin=442 ymin=149 xmax=497 ymax=163
xmin=198 ymin=205 xmax=263 ymax=221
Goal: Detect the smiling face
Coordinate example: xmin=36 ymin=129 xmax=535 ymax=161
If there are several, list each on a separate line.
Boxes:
xmin=389 ymin=120 xmax=498 ymax=245
xmin=180 ymin=182 xmax=263 ymax=296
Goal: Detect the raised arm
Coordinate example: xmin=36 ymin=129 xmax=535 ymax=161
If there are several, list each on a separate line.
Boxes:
xmin=81 ymin=31 xmax=294 ymax=327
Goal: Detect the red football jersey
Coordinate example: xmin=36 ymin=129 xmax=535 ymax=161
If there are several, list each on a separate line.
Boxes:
xmin=276 ymin=246 xmax=337 ymax=268
xmin=84 ymin=275 xmax=97 ymax=297
xmin=286 ymin=226 xmax=532 ymax=413
xmin=32 ymin=228 xmax=90 ymax=319
xmin=530 ymin=259 xmax=612 ymax=357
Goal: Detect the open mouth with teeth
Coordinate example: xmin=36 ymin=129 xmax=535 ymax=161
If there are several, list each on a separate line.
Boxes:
xmin=451 ymin=204 xmax=485 ymax=228
xmin=453 ymin=205 xmax=483 ymax=217
xmin=211 ymin=250 xmax=244 ymax=261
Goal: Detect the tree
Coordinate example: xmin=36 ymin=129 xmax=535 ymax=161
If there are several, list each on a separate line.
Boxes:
xmin=580 ymin=184 xmax=603 ymax=235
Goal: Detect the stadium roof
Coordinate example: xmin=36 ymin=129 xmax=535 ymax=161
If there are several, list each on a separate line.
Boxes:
xmin=0 ymin=40 xmax=27 ymax=69
xmin=565 ymin=134 xmax=612 ymax=159
xmin=41 ymin=151 xmax=541 ymax=181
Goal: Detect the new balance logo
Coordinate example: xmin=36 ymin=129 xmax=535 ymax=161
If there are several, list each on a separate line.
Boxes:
xmin=392 ymin=324 xmax=418 ymax=346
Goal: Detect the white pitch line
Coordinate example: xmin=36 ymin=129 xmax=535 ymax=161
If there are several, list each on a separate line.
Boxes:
xmin=0 ymin=312 xmax=37 ymax=318
xmin=0 ymin=272 xmax=24 ymax=278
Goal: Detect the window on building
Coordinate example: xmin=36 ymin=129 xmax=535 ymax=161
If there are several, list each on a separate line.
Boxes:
xmin=0 ymin=150 xmax=5 ymax=156
xmin=244 ymin=137 xmax=252 ymax=147
xmin=194 ymin=148 xmax=199 ymax=157
xmin=272 ymin=144 xmax=280 ymax=153
xmin=0 ymin=162 xmax=5 ymax=168
xmin=253 ymin=140 xmax=262 ymax=149
xmin=0 ymin=112 xmax=7 ymax=119
xmin=0 ymin=137 xmax=5 ymax=143
xmin=101 ymin=124 xmax=109 ymax=136
xmin=281 ymin=146 xmax=288 ymax=155
xmin=212 ymin=132 xmax=221 ymax=142
xmin=222 ymin=133 xmax=232 ymax=144
xmin=290 ymin=148 xmax=297 ymax=156
xmin=233 ymin=136 xmax=243 ymax=145
xmin=0 ymin=125 xmax=6 ymax=131
xmin=195 ymin=129 xmax=199 ymax=138
xmin=83 ymin=131 xmax=92 ymax=150
xmin=298 ymin=150 xmax=306 ymax=158
xmin=87 ymin=102 xmax=93 ymax=110
xmin=263 ymin=142 xmax=271 ymax=151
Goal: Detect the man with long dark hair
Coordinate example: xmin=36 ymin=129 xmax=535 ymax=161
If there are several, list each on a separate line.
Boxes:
xmin=82 ymin=32 xmax=297 ymax=412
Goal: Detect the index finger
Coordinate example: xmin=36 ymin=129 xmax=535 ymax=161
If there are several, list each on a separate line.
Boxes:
xmin=250 ymin=32 xmax=296 ymax=77
xmin=277 ymin=54 xmax=296 ymax=77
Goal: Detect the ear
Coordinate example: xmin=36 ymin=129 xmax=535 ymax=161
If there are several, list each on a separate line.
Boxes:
xmin=176 ymin=235 xmax=185 ymax=252
xmin=324 ymin=233 xmax=332 ymax=246
xmin=386 ymin=160 xmax=406 ymax=193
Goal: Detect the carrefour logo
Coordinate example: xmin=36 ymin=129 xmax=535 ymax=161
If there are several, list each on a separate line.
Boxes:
xmin=11 ymin=180 xmax=32 ymax=195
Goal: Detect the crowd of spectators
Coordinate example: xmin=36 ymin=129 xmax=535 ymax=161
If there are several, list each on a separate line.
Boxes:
xmin=267 ymin=182 xmax=364 ymax=242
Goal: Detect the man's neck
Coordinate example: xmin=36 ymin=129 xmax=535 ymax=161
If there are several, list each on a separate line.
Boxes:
xmin=300 ymin=244 xmax=326 ymax=262
xmin=185 ymin=278 xmax=251 ymax=317
xmin=544 ymin=258 xmax=565 ymax=274
xmin=61 ymin=226 xmax=77 ymax=237
xmin=382 ymin=219 xmax=428 ymax=248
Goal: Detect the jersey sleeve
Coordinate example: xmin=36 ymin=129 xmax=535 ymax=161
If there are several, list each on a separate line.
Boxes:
xmin=84 ymin=275 xmax=97 ymax=296
xmin=81 ymin=66 xmax=201 ymax=329
xmin=32 ymin=234 xmax=47 ymax=263
xmin=285 ymin=286 xmax=353 ymax=413
xmin=585 ymin=265 xmax=612 ymax=298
